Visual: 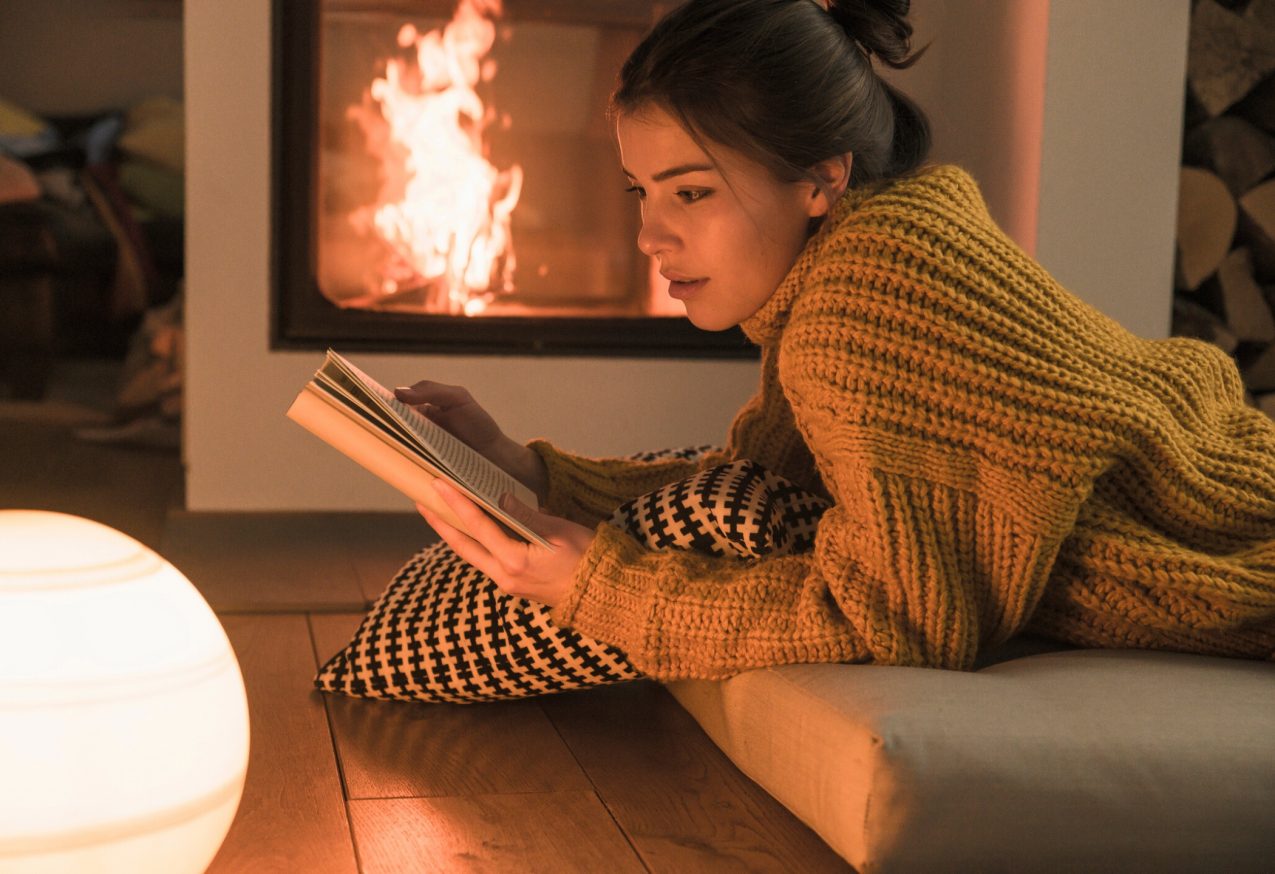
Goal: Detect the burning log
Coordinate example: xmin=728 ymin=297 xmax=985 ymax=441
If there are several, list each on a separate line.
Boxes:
xmin=1176 ymin=166 xmax=1238 ymax=290
xmin=350 ymin=0 xmax=522 ymax=316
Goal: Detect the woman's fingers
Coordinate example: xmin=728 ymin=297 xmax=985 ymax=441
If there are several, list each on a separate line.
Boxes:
xmin=430 ymin=480 xmax=527 ymax=570
xmin=498 ymin=491 xmax=532 ymax=523
xmin=393 ymin=380 xmax=472 ymax=410
xmin=416 ymin=501 xmax=500 ymax=579
xmin=498 ymin=492 xmax=556 ymax=540
xmin=393 ymin=381 xmax=504 ymax=450
xmin=419 ymin=487 xmax=594 ymax=608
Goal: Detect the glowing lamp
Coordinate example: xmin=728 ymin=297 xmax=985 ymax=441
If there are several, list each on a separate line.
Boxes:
xmin=0 ymin=511 xmax=249 ymax=873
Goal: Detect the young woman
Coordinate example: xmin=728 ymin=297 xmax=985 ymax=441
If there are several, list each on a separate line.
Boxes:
xmin=398 ymin=0 xmax=1275 ymax=678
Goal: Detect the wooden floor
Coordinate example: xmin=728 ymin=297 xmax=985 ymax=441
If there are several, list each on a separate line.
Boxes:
xmin=1 ymin=359 xmax=851 ymax=873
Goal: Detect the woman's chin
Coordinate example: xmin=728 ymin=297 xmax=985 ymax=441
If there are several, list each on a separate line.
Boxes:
xmin=684 ymin=307 xmax=738 ymax=332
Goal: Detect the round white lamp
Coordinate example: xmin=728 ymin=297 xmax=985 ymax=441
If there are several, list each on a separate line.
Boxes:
xmin=0 ymin=511 xmax=250 ymax=873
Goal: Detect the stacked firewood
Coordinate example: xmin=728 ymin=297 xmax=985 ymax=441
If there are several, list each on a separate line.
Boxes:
xmin=1173 ymin=0 xmax=1275 ymax=414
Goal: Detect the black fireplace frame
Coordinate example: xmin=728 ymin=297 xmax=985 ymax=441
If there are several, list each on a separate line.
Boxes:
xmin=270 ymin=0 xmax=756 ymax=359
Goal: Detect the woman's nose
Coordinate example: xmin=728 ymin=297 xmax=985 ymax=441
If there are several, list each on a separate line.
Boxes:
xmin=637 ymin=210 xmax=677 ymax=256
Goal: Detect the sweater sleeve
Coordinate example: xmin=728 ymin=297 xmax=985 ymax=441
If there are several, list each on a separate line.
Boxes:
xmin=547 ymin=403 xmax=1070 ymax=678
xmin=551 ymin=521 xmax=868 ymax=680
xmin=527 ymin=439 xmax=729 ymax=528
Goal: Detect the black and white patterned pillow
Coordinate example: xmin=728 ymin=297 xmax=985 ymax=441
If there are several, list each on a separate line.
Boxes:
xmin=314 ymin=452 xmax=830 ymax=703
xmin=610 ymin=459 xmax=829 ymax=559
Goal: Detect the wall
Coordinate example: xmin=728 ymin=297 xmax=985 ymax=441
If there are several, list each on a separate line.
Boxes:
xmin=1035 ymin=0 xmax=1190 ymax=339
xmin=0 ymin=0 xmax=182 ymax=116
xmin=889 ymin=0 xmax=1051 ymax=254
xmin=184 ymin=0 xmax=1188 ymax=512
xmin=896 ymin=0 xmax=1189 ymax=340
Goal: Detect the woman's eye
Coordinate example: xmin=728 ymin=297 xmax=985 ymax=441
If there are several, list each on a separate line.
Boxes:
xmin=623 ymin=185 xmax=709 ymax=203
xmin=678 ymin=189 xmax=711 ymax=203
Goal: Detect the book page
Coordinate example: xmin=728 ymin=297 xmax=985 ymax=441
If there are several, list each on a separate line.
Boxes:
xmin=321 ymin=352 xmax=540 ymax=515
xmin=289 ymin=351 xmax=551 ymax=547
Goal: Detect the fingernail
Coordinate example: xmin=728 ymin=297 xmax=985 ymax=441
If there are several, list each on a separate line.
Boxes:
xmin=394 ymin=386 xmax=412 ymax=394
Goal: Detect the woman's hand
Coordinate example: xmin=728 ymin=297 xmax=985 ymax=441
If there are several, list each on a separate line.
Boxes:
xmin=417 ymin=479 xmax=596 ymax=608
xmin=395 ymin=380 xmax=548 ymax=503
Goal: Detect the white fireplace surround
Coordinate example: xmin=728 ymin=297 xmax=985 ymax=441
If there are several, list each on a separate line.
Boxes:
xmin=185 ymin=0 xmax=1189 ymax=511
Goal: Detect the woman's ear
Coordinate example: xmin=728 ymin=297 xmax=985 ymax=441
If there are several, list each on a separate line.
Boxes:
xmin=804 ymin=152 xmax=854 ymax=217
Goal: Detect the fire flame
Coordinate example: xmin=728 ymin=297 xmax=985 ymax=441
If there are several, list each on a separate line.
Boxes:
xmin=352 ymin=0 xmax=521 ymax=315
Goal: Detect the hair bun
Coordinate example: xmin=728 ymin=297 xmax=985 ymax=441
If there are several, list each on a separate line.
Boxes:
xmin=825 ymin=0 xmax=924 ymax=69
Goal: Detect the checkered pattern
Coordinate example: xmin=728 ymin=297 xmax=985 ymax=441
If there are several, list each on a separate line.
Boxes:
xmin=608 ymin=459 xmax=829 ymax=558
xmin=314 ymin=451 xmax=830 ymax=703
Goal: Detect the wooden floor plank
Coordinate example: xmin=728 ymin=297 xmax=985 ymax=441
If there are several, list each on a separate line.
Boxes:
xmin=162 ymin=512 xmax=394 ymax=612
xmin=343 ymin=514 xmax=436 ymax=605
xmin=310 ymin=612 xmax=368 ymax=673
xmin=208 ymin=614 xmax=359 ymax=874
xmin=540 ymin=683 xmax=851 ymax=873
xmin=311 ymin=613 xmax=594 ymax=800
xmin=4 ymin=391 xmax=850 ymax=873
xmin=348 ymin=793 xmax=646 ymax=874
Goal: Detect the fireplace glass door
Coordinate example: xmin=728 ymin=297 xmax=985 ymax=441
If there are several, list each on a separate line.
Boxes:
xmin=273 ymin=0 xmax=755 ymax=357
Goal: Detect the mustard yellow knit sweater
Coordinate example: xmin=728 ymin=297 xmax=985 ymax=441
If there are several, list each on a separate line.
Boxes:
xmin=529 ymin=164 xmax=1275 ymax=680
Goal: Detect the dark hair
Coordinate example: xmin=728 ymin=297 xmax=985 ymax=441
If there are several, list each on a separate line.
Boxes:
xmin=612 ymin=0 xmax=931 ymax=190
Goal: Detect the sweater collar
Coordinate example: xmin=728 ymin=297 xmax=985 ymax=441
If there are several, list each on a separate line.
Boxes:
xmin=738 ymin=181 xmax=877 ymax=347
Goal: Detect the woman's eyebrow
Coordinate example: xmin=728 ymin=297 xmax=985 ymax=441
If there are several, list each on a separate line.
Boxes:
xmin=622 ymin=163 xmax=716 ymax=182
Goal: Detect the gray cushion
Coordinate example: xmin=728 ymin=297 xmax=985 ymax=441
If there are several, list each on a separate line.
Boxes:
xmin=666 ymin=648 xmax=1275 ymax=872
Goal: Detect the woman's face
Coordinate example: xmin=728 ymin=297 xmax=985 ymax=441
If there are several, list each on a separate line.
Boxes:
xmin=616 ymin=105 xmax=832 ymax=331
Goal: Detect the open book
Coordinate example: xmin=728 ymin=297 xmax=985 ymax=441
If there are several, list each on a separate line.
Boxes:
xmin=286 ymin=350 xmax=551 ymax=549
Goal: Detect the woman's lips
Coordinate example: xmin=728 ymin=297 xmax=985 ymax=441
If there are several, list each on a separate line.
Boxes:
xmin=668 ymin=278 xmax=706 ymax=300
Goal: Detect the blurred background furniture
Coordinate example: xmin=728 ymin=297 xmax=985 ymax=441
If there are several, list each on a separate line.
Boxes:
xmin=0 ymin=103 xmax=183 ymax=401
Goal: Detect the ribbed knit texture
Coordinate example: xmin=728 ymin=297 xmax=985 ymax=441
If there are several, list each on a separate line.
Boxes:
xmin=530 ymin=164 xmax=1275 ymax=680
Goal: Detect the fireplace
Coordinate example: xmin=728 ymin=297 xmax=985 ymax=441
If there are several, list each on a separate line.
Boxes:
xmin=272 ymin=0 xmax=754 ymax=358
